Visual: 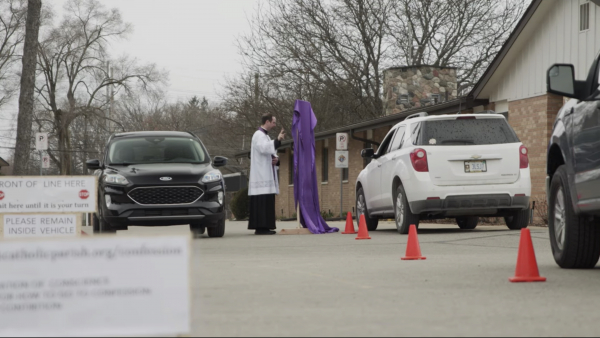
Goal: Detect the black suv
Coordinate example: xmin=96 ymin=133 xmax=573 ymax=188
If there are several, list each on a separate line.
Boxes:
xmin=86 ymin=131 xmax=228 ymax=237
xmin=546 ymin=54 xmax=600 ymax=268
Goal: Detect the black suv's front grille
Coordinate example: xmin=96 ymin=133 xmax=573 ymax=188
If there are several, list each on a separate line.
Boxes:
xmin=128 ymin=187 xmax=203 ymax=205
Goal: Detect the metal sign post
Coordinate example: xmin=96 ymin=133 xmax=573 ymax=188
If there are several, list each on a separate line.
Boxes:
xmin=35 ymin=132 xmax=48 ymax=176
xmin=336 ymin=133 xmax=349 ymax=219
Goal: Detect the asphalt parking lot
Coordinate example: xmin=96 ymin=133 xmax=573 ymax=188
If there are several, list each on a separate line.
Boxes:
xmin=101 ymin=221 xmax=600 ymax=337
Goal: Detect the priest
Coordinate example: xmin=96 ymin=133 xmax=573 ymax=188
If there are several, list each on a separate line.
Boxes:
xmin=248 ymin=114 xmax=285 ymax=235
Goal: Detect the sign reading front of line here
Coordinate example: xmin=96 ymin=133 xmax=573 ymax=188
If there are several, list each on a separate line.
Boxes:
xmin=1 ymin=215 xmax=80 ymax=239
xmin=0 ymin=177 xmax=97 ymax=213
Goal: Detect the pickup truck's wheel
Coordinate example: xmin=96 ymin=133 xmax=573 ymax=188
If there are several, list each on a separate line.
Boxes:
xmin=356 ymin=188 xmax=379 ymax=231
xmin=207 ymin=219 xmax=225 ymax=238
xmin=456 ymin=216 xmax=478 ymax=230
xmin=394 ymin=185 xmax=419 ymax=235
xmin=549 ymin=165 xmax=600 ymax=268
xmin=504 ymin=208 xmax=530 ymax=230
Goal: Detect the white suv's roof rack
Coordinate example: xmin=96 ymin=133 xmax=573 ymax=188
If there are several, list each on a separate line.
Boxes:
xmin=405 ymin=112 xmax=429 ymax=120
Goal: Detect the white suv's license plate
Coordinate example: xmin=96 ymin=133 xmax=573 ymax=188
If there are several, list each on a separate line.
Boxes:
xmin=464 ymin=160 xmax=487 ymax=173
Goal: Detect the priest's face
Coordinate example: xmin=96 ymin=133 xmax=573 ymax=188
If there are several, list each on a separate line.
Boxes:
xmin=264 ymin=117 xmax=277 ymax=131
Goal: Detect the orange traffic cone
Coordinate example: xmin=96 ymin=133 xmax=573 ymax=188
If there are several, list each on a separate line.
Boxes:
xmin=401 ymin=224 xmax=426 ymax=260
xmin=342 ymin=212 xmax=357 ymax=234
xmin=355 ymin=214 xmax=371 ymax=240
xmin=509 ymin=228 xmax=546 ymax=283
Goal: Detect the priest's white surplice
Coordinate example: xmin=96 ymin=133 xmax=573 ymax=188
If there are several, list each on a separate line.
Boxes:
xmin=248 ymin=130 xmax=279 ymax=196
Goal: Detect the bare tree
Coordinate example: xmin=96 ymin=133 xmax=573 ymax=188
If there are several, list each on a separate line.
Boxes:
xmin=241 ymin=0 xmax=392 ymax=122
xmin=12 ymin=0 xmax=41 ymax=176
xmin=34 ymin=0 xmax=162 ymax=175
xmin=0 ymin=0 xmax=27 ymax=110
xmin=388 ymin=0 xmax=527 ymax=93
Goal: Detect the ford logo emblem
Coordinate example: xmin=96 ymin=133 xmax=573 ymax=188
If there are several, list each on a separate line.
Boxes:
xmin=160 ymin=177 xmax=172 ymax=181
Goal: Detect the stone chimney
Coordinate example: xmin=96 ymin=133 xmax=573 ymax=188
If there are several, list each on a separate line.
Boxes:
xmin=383 ymin=65 xmax=458 ymax=116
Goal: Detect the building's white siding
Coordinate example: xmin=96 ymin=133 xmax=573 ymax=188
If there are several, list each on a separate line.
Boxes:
xmin=488 ymin=0 xmax=600 ymax=103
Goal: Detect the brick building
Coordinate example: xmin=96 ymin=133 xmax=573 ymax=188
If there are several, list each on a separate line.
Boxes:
xmin=237 ymin=0 xmax=600 ymax=222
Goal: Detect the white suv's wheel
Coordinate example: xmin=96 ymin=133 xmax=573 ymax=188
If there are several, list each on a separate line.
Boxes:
xmin=394 ymin=185 xmax=419 ymax=234
xmin=356 ymin=188 xmax=378 ymax=231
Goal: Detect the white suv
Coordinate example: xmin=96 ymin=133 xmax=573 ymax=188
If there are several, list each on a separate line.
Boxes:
xmin=356 ymin=112 xmax=532 ymax=234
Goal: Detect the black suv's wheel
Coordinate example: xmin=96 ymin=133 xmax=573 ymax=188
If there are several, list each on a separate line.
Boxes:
xmin=92 ymin=212 xmax=116 ymax=234
xmin=549 ymin=165 xmax=600 ymax=269
xmin=394 ymin=185 xmax=419 ymax=235
xmin=192 ymin=226 xmax=206 ymax=239
xmin=207 ymin=219 xmax=225 ymax=238
xmin=504 ymin=208 xmax=530 ymax=230
xmin=456 ymin=216 xmax=479 ymax=230
xmin=356 ymin=187 xmax=378 ymax=231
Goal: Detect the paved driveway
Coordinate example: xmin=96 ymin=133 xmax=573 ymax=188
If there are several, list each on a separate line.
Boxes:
xmin=116 ymin=221 xmax=600 ymax=337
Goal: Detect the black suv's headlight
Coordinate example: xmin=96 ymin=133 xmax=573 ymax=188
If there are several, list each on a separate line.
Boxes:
xmin=104 ymin=174 xmax=129 ymax=185
xmin=201 ymin=170 xmax=222 ymax=184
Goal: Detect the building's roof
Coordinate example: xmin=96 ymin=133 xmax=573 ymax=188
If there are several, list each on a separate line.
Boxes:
xmin=384 ymin=65 xmax=459 ymax=72
xmin=468 ymin=0 xmax=543 ymax=99
xmin=0 ymin=157 xmax=9 ymax=167
xmin=235 ymin=96 xmax=487 ymax=157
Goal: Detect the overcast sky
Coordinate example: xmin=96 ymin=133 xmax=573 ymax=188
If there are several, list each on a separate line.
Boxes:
xmin=0 ymin=0 xmax=260 ymax=158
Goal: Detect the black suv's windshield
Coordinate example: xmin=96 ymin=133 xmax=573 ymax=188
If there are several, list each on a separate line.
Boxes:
xmin=415 ymin=118 xmax=520 ymax=146
xmin=108 ymin=136 xmax=209 ymax=165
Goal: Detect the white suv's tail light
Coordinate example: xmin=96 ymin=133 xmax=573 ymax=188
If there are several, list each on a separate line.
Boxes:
xmin=410 ymin=148 xmax=429 ymax=172
xmin=519 ymin=145 xmax=529 ymax=169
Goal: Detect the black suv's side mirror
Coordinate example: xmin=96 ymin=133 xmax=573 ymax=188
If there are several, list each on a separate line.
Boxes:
xmin=361 ymin=148 xmax=375 ymax=159
xmin=213 ymin=156 xmax=228 ymax=167
xmin=86 ymin=159 xmax=102 ymax=171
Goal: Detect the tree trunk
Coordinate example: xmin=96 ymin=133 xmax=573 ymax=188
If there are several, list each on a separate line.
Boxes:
xmin=12 ymin=0 xmax=42 ymax=176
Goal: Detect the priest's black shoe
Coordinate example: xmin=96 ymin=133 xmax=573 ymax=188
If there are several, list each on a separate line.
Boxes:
xmin=255 ymin=230 xmax=276 ymax=235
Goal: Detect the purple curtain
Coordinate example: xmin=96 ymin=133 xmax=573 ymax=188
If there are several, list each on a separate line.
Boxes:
xmin=292 ymin=100 xmax=339 ymax=234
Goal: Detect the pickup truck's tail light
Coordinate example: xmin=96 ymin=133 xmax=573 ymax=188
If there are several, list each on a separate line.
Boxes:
xmin=520 ymin=145 xmax=529 ymax=169
xmin=410 ymin=148 xmax=429 ymax=172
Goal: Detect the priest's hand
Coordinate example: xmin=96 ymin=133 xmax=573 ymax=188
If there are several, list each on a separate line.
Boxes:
xmin=278 ymin=128 xmax=285 ymax=141
xmin=272 ymin=157 xmax=279 ymax=165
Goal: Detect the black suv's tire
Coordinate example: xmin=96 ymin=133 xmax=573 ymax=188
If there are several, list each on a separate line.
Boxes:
xmin=456 ymin=216 xmax=479 ymax=230
xmin=394 ymin=185 xmax=419 ymax=235
xmin=504 ymin=208 xmax=530 ymax=230
xmin=92 ymin=213 xmax=116 ymax=234
xmin=207 ymin=219 xmax=225 ymax=238
xmin=356 ymin=188 xmax=379 ymax=231
xmin=549 ymin=165 xmax=600 ymax=269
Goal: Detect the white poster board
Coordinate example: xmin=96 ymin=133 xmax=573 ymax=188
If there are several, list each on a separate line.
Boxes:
xmin=336 ymin=133 xmax=348 ymax=150
xmin=1 ymin=214 xmax=81 ymax=239
xmin=0 ymin=235 xmax=191 ymax=337
xmin=335 ymin=151 xmax=349 ymax=168
xmin=0 ymin=177 xmax=97 ymax=213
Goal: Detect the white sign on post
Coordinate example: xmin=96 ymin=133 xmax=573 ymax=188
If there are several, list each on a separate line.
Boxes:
xmin=335 ymin=151 xmax=349 ymax=168
xmin=0 ymin=235 xmax=191 ymax=337
xmin=41 ymin=155 xmax=50 ymax=169
xmin=35 ymin=133 xmax=48 ymax=151
xmin=336 ymin=133 xmax=348 ymax=150
xmin=0 ymin=177 xmax=97 ymax=213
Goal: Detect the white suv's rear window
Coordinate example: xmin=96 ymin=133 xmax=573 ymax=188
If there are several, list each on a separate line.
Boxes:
xmin=413 ymin=118 xmax=520 ymax=146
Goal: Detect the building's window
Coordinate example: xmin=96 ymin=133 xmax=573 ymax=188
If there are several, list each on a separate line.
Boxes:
xmin=580 ymin=2 xmax=590 ymax=31
xmin=431 ymin=94 xmax=440 ymax=104
xmin=396 ymin=94 xmax=409 ymax=105
xmin=322 ymin=146 xmax=328 ymax=183
xmin=342 ymin=168 xmax=349 ymax=182
xmin=288 ymin=149 xmax=294 ymax=185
